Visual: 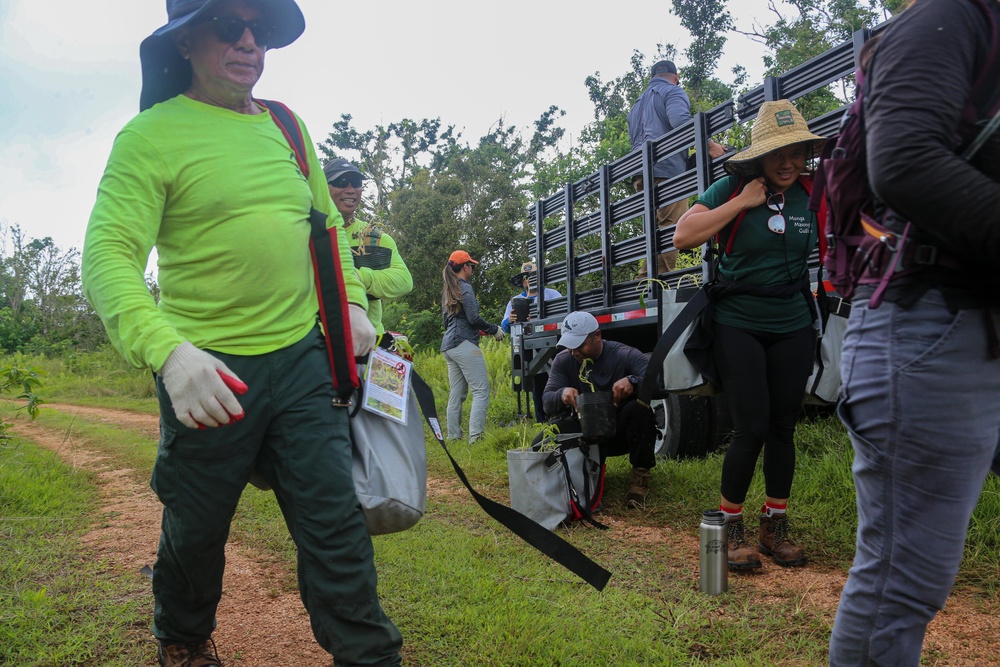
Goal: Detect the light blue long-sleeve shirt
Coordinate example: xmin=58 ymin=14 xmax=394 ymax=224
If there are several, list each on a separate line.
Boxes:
xmin=627 ymin=76 xmax=693 ymax=179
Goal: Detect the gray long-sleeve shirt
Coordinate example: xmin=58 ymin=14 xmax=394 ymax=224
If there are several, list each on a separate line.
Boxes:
xmin=440 ymin=279 xmax=498 ymax=352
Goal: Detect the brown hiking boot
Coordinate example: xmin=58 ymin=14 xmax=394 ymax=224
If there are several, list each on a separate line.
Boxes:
xmin=759 ymin=513 xmax=807 ymax=567
xmin=624 ymin=467 xmax=652 ymax=508
xmin=727 ymin=518 xmax=762 ymax=570
xmin=158 ymin=639 xmax=222 ymax=667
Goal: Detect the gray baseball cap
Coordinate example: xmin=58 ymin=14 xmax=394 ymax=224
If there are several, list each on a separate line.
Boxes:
xmin=557 ymin=312 xmax=599 ymax=349
xmin=323 ymin=158 xmax=363 ymax=183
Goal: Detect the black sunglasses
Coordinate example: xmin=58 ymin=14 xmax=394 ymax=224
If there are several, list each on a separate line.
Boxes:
xmin=328 ymin=174 xmax=363 ymax=189
xmin=201 ymin=16 xmax=274 ymax=49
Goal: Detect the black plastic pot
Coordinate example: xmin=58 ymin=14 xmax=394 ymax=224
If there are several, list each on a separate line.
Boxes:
xmin=576 ymin=390 xmax=616 ymax=440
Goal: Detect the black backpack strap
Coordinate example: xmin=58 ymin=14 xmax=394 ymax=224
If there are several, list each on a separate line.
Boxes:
xmin=969 ymin=0 xmax=1000 ymax=116
xmin=637 ymin=286 xmax=712 ymax=407
xmin=411 ymin=371 xmax=612 ymax=591
xmin=261 ymin=99 xmax=358 ymax=402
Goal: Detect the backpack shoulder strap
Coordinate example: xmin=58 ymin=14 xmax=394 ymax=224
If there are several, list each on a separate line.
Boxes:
xmin=257 ymin=99 xmax=358 ymax=400
xmin=953 ymin=0 xmax=1000 ymax=140
xmin=257 ymin=99 xmax=310 ymax=178
xmin=715 ymin=177 xmax=748 ymax=255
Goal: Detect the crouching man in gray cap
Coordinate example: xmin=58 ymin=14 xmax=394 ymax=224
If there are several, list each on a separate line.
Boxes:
xmin=81 ymin=1 xmax=402 ymax=665
xmin=539 ymin=312 xmax=657 ymax=508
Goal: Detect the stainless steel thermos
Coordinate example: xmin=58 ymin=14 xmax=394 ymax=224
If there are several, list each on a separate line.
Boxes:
xmin=699 ymin=509 xmax=728 ymax=594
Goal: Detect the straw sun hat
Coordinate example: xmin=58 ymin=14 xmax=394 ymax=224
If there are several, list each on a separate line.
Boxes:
xmin=724 ymin=100 xmax=827 ymax=176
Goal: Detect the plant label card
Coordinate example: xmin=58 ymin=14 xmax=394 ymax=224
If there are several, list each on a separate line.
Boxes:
xmin=362 ymin=346 xmax=412 ymax=425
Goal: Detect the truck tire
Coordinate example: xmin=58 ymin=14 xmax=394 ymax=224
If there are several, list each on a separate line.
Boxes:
xmin=653 ymin=394 xmax=732 ymax=460
xmin=657 ymin=395 xmax=710 ymax=459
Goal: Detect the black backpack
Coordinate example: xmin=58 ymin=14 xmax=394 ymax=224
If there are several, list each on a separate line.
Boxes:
xmin=808 ymin=0 xmax=1000 ymax=306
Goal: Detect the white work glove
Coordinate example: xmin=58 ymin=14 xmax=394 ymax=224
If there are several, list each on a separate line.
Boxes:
xmin=493 ymin=327 xmax=506 ymax=342
xmin=349 ymin=303 xmax=377 ymax=357
xmin=160 ymin=342 xmax=248 ymax=430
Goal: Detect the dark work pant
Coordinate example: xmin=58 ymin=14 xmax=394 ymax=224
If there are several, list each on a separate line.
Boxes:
xmin=534 ymin=398 xmax=657 ymax=469
xmin=712 ymin=322 xmax=815 ymax=504
xmin=530 ymin=372 xmax=548 ymax=423
xmin=151 ymin=327 xmax=402 ymax=666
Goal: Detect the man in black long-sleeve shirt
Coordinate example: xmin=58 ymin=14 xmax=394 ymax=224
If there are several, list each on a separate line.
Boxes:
xmin=540 ymin=311 xmax=657 ymax=508
xmin=829 ymin=1 xmax=1000 ymax=664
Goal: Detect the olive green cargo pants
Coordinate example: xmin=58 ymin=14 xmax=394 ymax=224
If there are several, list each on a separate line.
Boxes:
xmin=150 ymin=327 xmax=402 ymax=666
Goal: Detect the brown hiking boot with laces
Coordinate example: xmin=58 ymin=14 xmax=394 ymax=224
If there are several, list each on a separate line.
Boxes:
xmin=759 ymin=513 xmax=808 ymax=567
xmin=727 ymin=518 xmax=762 ymax=570
xmin=624 ymin=467 xmax=652 ymax=508
xmin=158 ymin=639 xmax=222 ymax=667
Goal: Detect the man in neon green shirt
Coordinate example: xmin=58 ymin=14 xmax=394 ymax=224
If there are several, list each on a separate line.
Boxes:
xmin=81 ymin=1 xmax=402 ymax=665
xmin=323 ymin=158 xmax=413 ymax=338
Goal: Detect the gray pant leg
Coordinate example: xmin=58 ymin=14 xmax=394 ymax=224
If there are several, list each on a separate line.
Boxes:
xmin=829 ymin=290 xmax=1000 ymax=666
xmin=443 ymin=346 xmax=469 ymax=439
xmin=444 ymin=340 xmax=491 ymax=440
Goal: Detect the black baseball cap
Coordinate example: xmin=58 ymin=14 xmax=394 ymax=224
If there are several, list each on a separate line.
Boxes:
xmin=651 ymin=60 xmax=678 ymax=77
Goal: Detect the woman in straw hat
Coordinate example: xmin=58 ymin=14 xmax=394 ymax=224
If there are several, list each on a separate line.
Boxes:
xmin=81 ymin=1 xmax=401 ymax=664
xmin=674 ymin=99 xmax=826 ymax=571
xmin=441 ymin=250 xmax=505 ymax=443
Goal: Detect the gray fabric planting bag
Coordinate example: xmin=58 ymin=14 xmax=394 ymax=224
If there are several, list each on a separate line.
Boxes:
xmin=507 ymin=435 xmax=603 ymax=531
xmin=351 ymin=387 xmax=428 ymax=535
xmin=804 ymin=309 xmax=848 ymax=405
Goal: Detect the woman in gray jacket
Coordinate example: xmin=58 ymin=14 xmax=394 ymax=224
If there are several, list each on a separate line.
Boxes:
xmin=441 ymin=250 xmax=504 ymax=443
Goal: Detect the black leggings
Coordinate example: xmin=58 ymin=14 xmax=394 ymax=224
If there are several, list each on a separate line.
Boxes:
xmin=713 ymin=323 xmax=815 ymax=504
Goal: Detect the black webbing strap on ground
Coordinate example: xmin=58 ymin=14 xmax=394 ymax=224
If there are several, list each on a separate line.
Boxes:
xmin=261 ymin=99 xmax=358 ymax=401
xmin=637 ymin=286 xmax=711 ymax=407
xmin=410 ymin=371 xmax=612 ymax=591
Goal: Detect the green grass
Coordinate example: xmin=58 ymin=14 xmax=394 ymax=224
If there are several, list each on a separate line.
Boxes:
xmin=3 ymin=345 xmax=1000 ymax=665
xmin=0 ymin=438 xmax=152 ymax=666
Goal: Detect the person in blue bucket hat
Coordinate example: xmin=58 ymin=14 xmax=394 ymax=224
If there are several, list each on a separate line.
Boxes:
xmin=82 ymin=1 xmax=402 ymax=665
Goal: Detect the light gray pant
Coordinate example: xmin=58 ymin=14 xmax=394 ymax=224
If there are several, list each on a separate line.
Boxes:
xmin=829 ymin=289 xmax=1000 ymax=666
xmin=442 ymin=340 xmax=491 ymax=441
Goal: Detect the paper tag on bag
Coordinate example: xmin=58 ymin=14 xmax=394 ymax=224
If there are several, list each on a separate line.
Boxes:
xmin=362 ymin=347 xmax=413 ymax=425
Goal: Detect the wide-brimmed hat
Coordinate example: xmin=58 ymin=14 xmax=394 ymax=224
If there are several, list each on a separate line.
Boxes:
xmin=448 ymin=250 xmax=479 ymax=267
xmin=139 ymin=0 xmax=305 ymax=112
xmin=725 ymin=100 xmax=827 ymax=176
xmin=509 ymin=261 xmax=537 ymax=287
xmin=323 ymin=158 xmax=363 ymax=184
xmin=557 ymin=312 xmax=599 ymax=349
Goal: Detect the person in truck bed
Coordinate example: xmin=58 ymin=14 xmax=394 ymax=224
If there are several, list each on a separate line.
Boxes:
xmin=627 ymin=59 xmax=725 ymax=278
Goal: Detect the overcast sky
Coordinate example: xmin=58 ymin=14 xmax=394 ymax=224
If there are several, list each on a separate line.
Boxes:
xmin=0 ymin=0 xmax=781 ymax=254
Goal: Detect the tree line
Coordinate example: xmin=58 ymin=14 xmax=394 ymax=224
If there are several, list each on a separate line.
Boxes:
xmin=0 ymin=0 xmax=905 ymax=356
